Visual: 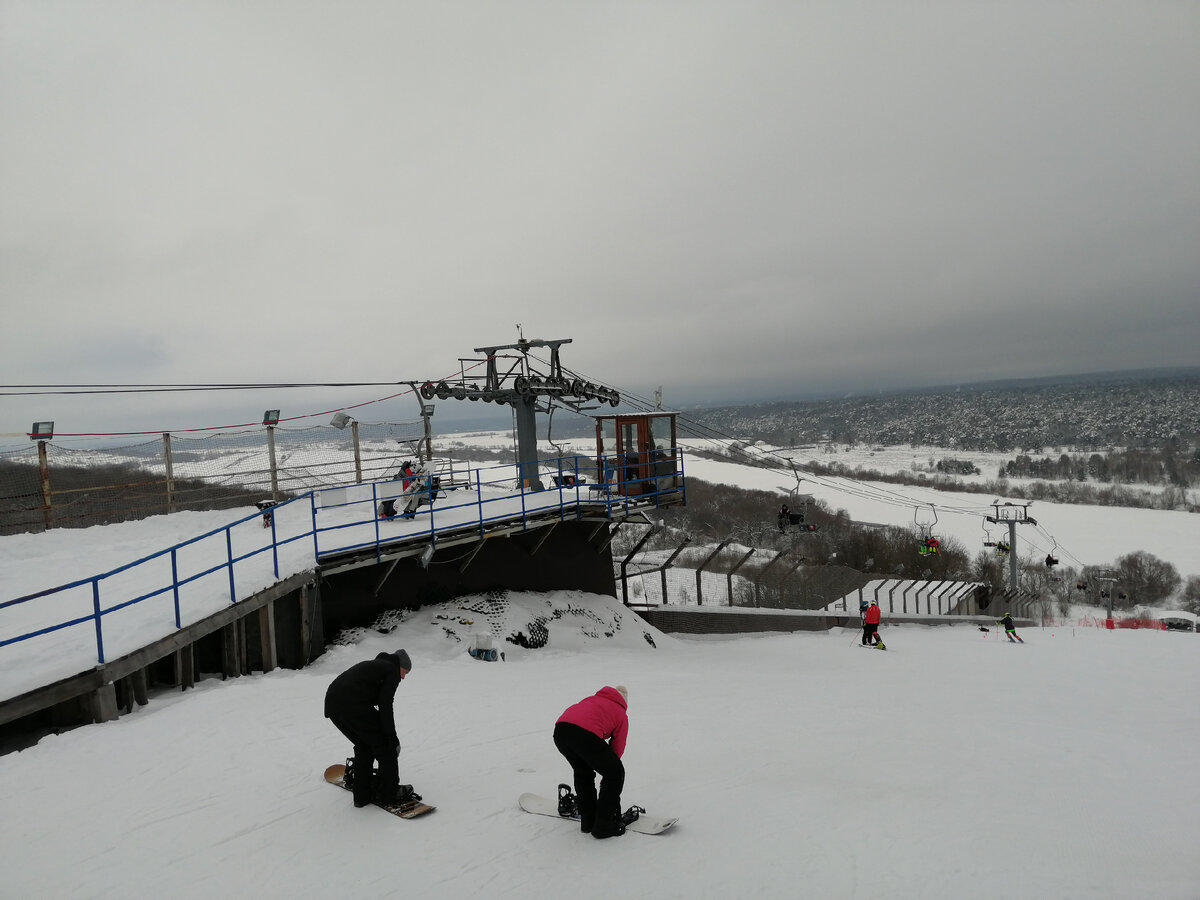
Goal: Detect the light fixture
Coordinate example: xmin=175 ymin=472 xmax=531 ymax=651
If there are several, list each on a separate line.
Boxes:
xmin=419 ymin=544 xmax=435 ymax=568
xmin=262 ymin=409 xmax=281 ymax=426
xmin=330 ymin=412 xmax=353 ymax=429
xmin=29 ymin=421 xmax=55 ymax=441
xmin=421 ymin=403 xmax=435 ymax=418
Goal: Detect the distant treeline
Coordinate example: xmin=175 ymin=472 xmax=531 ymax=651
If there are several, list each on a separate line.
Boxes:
xmin=998 ymin=446 xmax=1200 ymax=487
xmin=793 ymin=459 xmax=1199 ymax=513
xmin=700 ymin=372 xmax=1200 ymax=451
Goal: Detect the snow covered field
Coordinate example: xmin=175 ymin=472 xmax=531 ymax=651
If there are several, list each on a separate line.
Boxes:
xmin=442 ymin=432 xmax=1200 ymax=580
xmin=679 ymin=454 xmax=1200 ymax=583
xmin=2 ymin=590 xmax=1197 ymax=900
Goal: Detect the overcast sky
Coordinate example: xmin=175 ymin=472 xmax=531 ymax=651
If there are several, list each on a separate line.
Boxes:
xmin=2 ymin=1 xmax=1198 ymax=439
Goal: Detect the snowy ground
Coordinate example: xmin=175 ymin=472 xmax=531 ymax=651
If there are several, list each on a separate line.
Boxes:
xmin=2 ymin=434 xmax=1198 ymax=898
xmin=1 ymin=590 xmax=1196 ymax=900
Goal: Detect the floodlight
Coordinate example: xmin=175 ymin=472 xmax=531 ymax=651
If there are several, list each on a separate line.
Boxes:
xmin=262 ymin=409 xmax=281 ymax=426
xmin=330 ymin=412 xmax=353 ymax=429
xmin=419 ymin=544 xmax=435 ymax=568
xmin=29 ymin=421 xmax=54 ymax=441
xmin=421 ymin=404 xmax=436 ymax=418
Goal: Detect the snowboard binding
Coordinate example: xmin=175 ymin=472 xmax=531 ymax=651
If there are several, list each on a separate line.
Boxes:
xmin=620 ymin=805 xmax=645 ymax=826
xmin=557 ymin=784 xmax=578 ymax=818
xmin=345 ymin=759 xmax=422 ymax=807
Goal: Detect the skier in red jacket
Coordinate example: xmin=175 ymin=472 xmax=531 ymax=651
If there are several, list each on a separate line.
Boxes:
xmin=554 ymin=685 xmax=629 ymax=839
xmin=862 ymin=601 xmax=885 ymax=649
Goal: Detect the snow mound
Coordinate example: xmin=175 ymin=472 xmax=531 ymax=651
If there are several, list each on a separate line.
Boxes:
xmin=328 ymin=589 xmax=670 ymax=665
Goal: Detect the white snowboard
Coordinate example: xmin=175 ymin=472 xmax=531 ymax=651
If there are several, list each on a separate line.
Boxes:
xmin=518 ymin=792 xmax=677 ymax=835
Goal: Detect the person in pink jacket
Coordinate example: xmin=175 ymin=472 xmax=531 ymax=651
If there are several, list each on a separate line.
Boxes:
xmin=553 ymin=685 xmax=629 ymax=839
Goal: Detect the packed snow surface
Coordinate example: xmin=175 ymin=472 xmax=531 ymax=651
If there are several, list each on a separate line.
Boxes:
xmin=2 ymin=590 xmax=1197 ymax=900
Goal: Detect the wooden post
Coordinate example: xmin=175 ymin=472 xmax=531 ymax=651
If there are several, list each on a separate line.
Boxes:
xmin=163 ymin=433 xmax=176 ymax=514
xmin=87 ymin=683 xmax=119 ymax=723
xmin=178 ymin=644 xmax=195 ymax=690
xmin=259 ymin=602 xmax=278 ymax=673
xmin=267 ymin=425 xmax=279 ymax=502
xmin=222 ymin=623 xmax=240 ymax=679
xmin=238 ymin=618 xmax=249 ymax=675
xmin=37 ymin=439 xmax=54 ymax=529
xmin=351 ymin=420 xmax=363 ymax=483
xmin=132 ymin=667 xmax=149 ymax=706
xmin=115 ymin=677 xmax=131 ymax=714
xmin=298 ymin=585 xmax=313 ymax=666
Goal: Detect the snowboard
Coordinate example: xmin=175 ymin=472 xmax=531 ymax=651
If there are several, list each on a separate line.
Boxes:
xmin=518 ymin=791 xmax=677 ymax=835
xmin=324 ymin=764 xmax=436 ymax=819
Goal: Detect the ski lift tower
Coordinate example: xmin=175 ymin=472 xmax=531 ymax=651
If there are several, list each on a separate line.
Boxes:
xmin=418 ymin=332 xmax=620 ymax=491
xmin=985 ymin=501 xmax=1037 ymax=592
xmin=472 ymin=336 xmax=619 ymax=491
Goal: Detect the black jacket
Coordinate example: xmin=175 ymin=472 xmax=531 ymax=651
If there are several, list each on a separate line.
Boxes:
xmin=324 ymin=652 xmax=404 ymax=739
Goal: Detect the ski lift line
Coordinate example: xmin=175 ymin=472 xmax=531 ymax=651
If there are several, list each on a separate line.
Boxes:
xmin=0 ymin=381 xmax=414 ymax=396
xmin=560 ymin=365 xmax=1097 ymax=571
xmin=29 ymin=359 xmax=493 ymax=438
xmin=670 ymin=430 xmax=957 ymax=514
xmin=30 ymin=385 xmax=420 ymax=437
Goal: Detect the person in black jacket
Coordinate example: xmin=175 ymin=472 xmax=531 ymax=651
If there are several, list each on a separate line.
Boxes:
xmin=999 ymin=613 xmax=1024 ymax=643
xmin=324 ymin=649 xmax=412 ymax=807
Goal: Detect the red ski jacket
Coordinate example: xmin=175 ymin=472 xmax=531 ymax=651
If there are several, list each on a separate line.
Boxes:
xmin=864 ymin=605 xmax=881 ymax=625
xmin=556 ymin=687 xmax=629 ymax=758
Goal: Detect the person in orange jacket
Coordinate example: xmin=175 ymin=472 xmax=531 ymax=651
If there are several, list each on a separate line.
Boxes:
xmin=862 ymin=601 xmax=885 ymax=649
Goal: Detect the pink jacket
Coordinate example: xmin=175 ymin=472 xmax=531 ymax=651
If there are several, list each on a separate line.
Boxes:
xmin=556 ymin=687 xmax=629 ymax=758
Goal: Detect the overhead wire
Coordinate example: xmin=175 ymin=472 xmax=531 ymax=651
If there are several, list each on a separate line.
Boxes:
xmin=547 ymin=356 xmax=1092 ymax=568
xmin=13 ymin=353 xmax=1092 ymax=568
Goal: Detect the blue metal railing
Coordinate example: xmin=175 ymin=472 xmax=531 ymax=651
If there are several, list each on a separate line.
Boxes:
xmin=0 ymin=452 xmax=685 ymax=671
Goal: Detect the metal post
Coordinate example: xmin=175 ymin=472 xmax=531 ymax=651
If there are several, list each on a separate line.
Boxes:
xmin=163 ymin=433 xmax=176 ymax=514
xmin=752 ymin=551 xmax=791 ymax=608
xmin=655 ymin=538 xmax=691 ymax=604
xmin=888 ymin=580 xmax=902 ymax=614
xmin=1008 ymin=520 xmax=1019 ymax=592
xmin=267 ymin=425 xmax=279 ymax=502
xmin=513 ymin=394 xmax=542 ymax=491
xmin=930 ymin=581 xmax=953 ymax=614
xmin=36 ymin=439 xmax=54 ymax=529
xmin=695 ymin=540 xmax=731 ymax=607
xmin=726 ymin=548 xmax=756 ymax=606
xmin=620 ymin=525 xmax=662 ymax=606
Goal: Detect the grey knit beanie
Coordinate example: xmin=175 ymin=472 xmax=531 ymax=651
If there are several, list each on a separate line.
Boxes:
xmin=394 ymin=649 xmax=412 ymax=670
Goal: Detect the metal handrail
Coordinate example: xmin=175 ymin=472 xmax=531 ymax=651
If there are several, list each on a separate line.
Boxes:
xmin=1 ymin=451 xmax=686 ymax=669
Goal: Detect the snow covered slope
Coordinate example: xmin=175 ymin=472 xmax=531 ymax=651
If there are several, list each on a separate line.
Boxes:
xmin=1 ymin=590 xmax=1196 ymax=900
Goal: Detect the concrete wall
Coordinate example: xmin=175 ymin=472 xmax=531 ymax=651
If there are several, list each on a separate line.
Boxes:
xmin=635 ymin=606 xmax=1036 ymax=637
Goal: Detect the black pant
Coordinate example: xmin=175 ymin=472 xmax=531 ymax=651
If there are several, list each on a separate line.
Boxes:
xmin=329 ymin=710 xmax=398 ymax=805
xmin=862 ymin=622 xmax=880 ymax=645
xmin=553 ymin=722 xmax=624 ymax=827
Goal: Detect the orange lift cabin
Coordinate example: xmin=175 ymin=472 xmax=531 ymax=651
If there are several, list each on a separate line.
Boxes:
xmin=592 ymin=411 xmax=686 ymax=506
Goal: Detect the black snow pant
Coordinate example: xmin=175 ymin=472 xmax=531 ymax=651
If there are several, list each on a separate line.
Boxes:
xmin=553 ymin=722 xmax=624 ymax=831
xmin=862 ymin=622 xmax=880 ymax=645
xmin=329 ymin=708 xmax=398 ymax=805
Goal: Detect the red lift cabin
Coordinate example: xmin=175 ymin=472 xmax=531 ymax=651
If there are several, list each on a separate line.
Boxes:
xmin=593 ymin=411 xmax=685 ymax=505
